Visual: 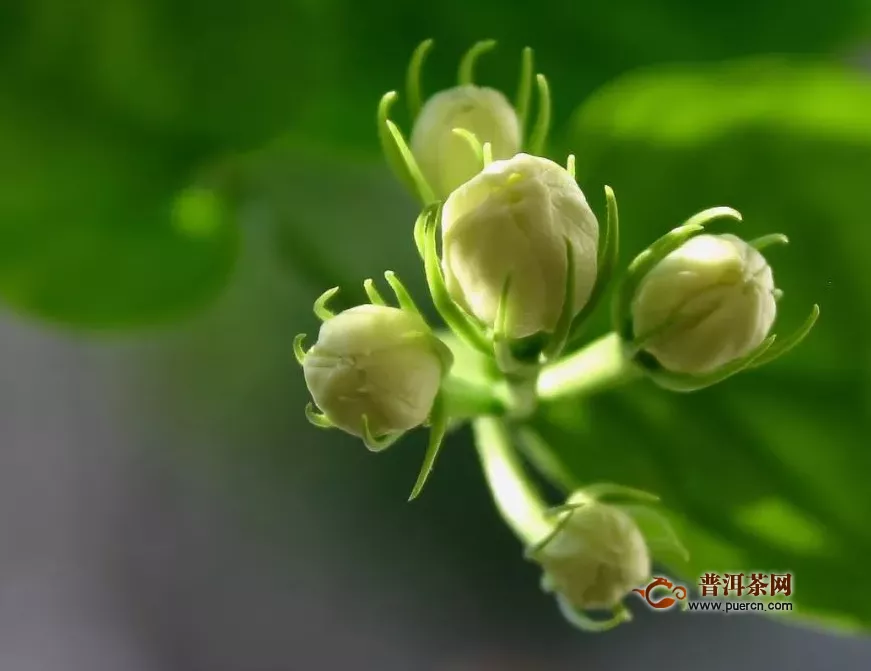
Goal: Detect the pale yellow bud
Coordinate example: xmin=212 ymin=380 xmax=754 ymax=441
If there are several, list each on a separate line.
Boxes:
xmin=536 ymin=500 xmax=651 ymax=611
xmin=632 ymin=233 xmax=777 ymax=374
xmin=410 ymin=85 xmax=521 ymax=200
xmin=441 ymin=153 xmax=599 ymax=339
xmin=303 ymin=305 xmax=446 ymax=438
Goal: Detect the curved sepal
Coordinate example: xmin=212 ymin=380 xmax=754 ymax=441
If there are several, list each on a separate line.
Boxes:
xmin=749 ymin=233 xmax=789 ymax=251
xmin=748 ymin=304 xmax=820 ymax=369
xmin=429 ymin=336 xmax=456 ymax=378
xmin=554 ymin=596 xmax=633 ymax=633
xmin=515 ymin=47 xmax=534 ymax=133
xmin=293 ymin=333 xmax=308 ymax=365
xmin=566 ymin=154 xmax=576 ymax=179
xmin=377 ymin=91 xmax=436 ymax=205
xmin=363 ymin=278 xmax=387 ymax=305
xmin=361 ymin=415 xmax=403 ymax=453
xmin=313 ymin=287 xmax=340 ymax=321
xmin=384 ymin=270 xmax=424 ymax=318
xmin=408 ymin=393 xmax=448 ymax=500
xmin=406 ymin=38 xmax=434 ymax=121
xmin=575 ymin=482 xmax=661 ymax=506
xmin=643 ymin=333 xmax=777 ymax=392
xmin=568 ymin=184 xmax=620 ymax=346
xmin=542 ymin=237 xmax=576 ymax=361
xmin=305 ymin=402 xmax=334 ymax=429
xmin=492 ymin=275 xmax=540 ymax=376
xmin=527 ymin=73 xmax=551 ymax=155
xmin=458 ymin=39 xmax=497 ymax=85
xmin=482 ymin=141 xmax=493 ymax=167
xmin=419 ymin=204 xmax=492 ymax=355
xmin=523 ymin=505 xmax=575 ymax=560
xmin=451 ymin=128 xmax=485 ymax=170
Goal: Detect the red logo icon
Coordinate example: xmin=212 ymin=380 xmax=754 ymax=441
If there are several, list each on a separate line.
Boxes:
xmin=633 ymin=576 xmax=688 ymax=610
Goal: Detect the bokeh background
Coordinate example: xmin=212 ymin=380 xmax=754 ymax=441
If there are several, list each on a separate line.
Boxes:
xmin=3 ymin=1 xmax=871 ymax=669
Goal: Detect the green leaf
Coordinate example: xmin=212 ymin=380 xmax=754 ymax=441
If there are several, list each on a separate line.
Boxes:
xmin=536 ymin=58 xmax=871 ymax=632
xmin=3 ymin=0 xmax=871 ymax=328
xmin=0 ymin=97 xmax=238 ymax=328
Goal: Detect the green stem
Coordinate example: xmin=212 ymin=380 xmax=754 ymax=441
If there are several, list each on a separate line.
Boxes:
xmin=536 ymin=332 xmax=640 ymax=402
xmin=441 ymin=374 xmax=505 ymax=419
xmin=472 ymin=417 xmax=553 ymax=546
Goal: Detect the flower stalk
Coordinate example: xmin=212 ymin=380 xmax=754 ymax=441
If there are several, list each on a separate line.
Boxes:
xmin=537 ymin=332 xmax=641 ymax=402
xmin=472 ymin=416 xmax=552 ymax=546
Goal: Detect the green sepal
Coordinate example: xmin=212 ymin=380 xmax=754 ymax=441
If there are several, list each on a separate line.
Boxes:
xmin=408 ymin=393 xmax=448 ymax=500
xmin=748 ymin=303 xmax=820 ymax=369
xmin=482 ymin=141 xmax=493 ymax=166
xmin=492 ymin=274 xmax=539 ymax=376
xmin=363 ymin=278 xmax=387 ymax=305
xmin=515 ymin=47 xmax=534 ymax=134
xmin=568 ymin=185 xmax=620 ymax=346
xmin=406 ymin=38 xmax=434 ymax=121
xmin=542 ymin=236 xmax=576 ymax=361
xmin=554 ymin=596 xmax=633 ymax=633
xmin=361 ymin=415 xmax=403 ymax=453
xmin=384 ymin=270 xmax=424 ymax=318
xmin=527 ymin=73 xmax=551 ymax=155
xmin=293 ymin=333 xmax=308 ymax=365
xmin=575 ymin=483 xmax=661 ymax=505
xmin=523 ymin=504 xmax=575 ymax=560
xmin=642 ymin=333 xmax=777 ymax=392
xmin=377 ymin=91 xmax=436 ymax=205
xmin=313 ymin=286 xmax=340 ymax=321
xmin=305 ymin=402 xmax=333 ymax=429
xmin=458 ymin=39 xmax=497 ymax=85
xmin=451 ymin=128 xmax=485 ymax=171
xmin=749 ymin=233 xmax=789 ymax=251
xmin=418 ymin=203 xmax=492 ymax=355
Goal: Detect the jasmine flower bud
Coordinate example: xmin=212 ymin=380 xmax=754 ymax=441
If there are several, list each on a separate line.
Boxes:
xmin=410 ymin=85 xmax=521 ymax=200
xmin=533 ymin=498 xmax=651 ymax=612
xmin=378 ymin=40 xmax=552 ymax=207
xmin=441 ymin=153 xmax=599 ymax=339
xmin=302 ymin=305 xmax=447 ymax=440
xmin=631 ymin=233 xmax=777 ymax=375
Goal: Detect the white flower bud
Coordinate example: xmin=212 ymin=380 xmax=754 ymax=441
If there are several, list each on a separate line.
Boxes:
xmin=536 ymin=500 xmax=651 ymax=611
xmin=302 ymin=305 xmax=446 ymax=438
xmin=440 ymin=153 xmax=599 ymax=339
xmin=631 ymin=233 xmax=777 ymax=375
xmin=410 ymin=85 xmax=521 ymax=200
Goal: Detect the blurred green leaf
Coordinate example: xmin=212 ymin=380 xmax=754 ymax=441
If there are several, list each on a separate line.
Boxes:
xmin=0 ymin=96 xmax=238 ymax=327
xmin=2 ymin=0 xmax=871 ymax=326
xmin=531 ymin=59 xmax=871 ymax=631
xmin=6 ymin=0 xmax=871 ymax=154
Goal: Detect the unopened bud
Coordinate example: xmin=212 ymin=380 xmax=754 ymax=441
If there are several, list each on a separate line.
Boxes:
xmin=534 ymin=499 xmax=651 ymax=611
xmin=441 ymin=153 xmax=599 ymax=339
xmin=410 ymin=85 xmax=521 ymax=200
xmin=302 ymin=305 xmax=447 ymax=439
xmin=631 ymin=233 xmax=777 ymax=374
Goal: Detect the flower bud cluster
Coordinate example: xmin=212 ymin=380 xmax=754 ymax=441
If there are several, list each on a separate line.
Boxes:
xmin=293 ymin=37 xmax=819 ymax=634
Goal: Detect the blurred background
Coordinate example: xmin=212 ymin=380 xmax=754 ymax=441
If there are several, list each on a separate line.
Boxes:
xmin=3 ymin=1 xmax=871 ymax=669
